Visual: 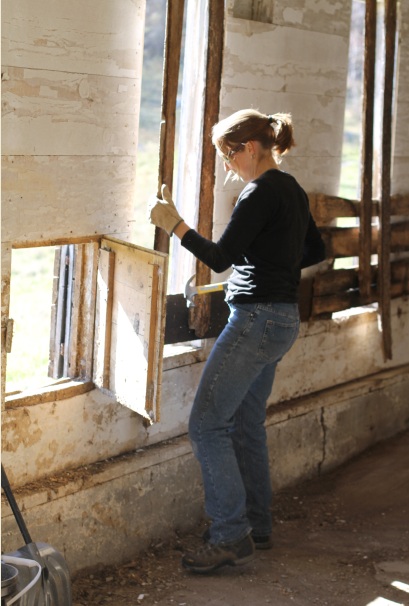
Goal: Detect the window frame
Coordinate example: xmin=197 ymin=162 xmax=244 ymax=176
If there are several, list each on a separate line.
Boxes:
xmin=5 ymin=236 xmax=168 ymax=424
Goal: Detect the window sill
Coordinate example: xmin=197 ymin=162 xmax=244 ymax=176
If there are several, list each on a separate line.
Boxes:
xmin=5 ymin=379 xmax=94 ymax=409
xmin=4 ymin=342 xmax=211 ymax=408
xmin=332 ymin=303 xmax=378 ymax=321
xmin=162 ymin=341 xmax=210 ymax=371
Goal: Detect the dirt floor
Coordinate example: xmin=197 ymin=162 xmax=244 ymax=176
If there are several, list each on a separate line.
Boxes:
xmin=72 ymin=430 xmax=409 ymax=606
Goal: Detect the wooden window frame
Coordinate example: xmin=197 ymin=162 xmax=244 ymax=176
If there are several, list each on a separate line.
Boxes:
xmin=5 ymin=237 xmax=168 ymax=424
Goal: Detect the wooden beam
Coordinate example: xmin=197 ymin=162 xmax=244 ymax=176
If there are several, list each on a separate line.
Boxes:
xmin=378 ymin=0 xmax=397 ymax=360
xmin=154 ymin=0 xmax=186 ymax=254
xmin=146 ymin=263 xmax=161 ymax=421
xmin=189 ymin=0 xmax=225 ymax=338
xmin=164 ymin=255 xmax=409 ymax=341
xmin=390 ymin=193 xmax=409 ymax=216
xmin=359 ymin=0 xmax=376 ymax=301
xmin=320 ymin=222 xmax=409 ymax=258
xmin=314 ymin=267 xmax=361 ymax=296
xmin=308 ymin=193 xmax=409 ymax=228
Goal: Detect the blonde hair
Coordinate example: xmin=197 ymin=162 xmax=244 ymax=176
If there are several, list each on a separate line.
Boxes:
xmin=212 ymin=109 xmax=295 ymax=161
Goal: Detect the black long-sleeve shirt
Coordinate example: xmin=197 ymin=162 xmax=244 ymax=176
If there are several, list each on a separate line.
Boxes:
xmin=181 ymin=169 xmax=325 ymax=304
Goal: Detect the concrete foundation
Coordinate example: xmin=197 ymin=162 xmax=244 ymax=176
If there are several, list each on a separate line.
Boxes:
xmin=2 ymin=365 xmax=408 ymax=575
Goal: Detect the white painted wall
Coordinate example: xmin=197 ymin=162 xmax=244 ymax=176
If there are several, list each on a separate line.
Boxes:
xmin=214 ymin=1 xmax=352 ymax=242
xmin=3 ymin=299 xmax=408 ymax=488
xmin=1 ymin=0 xmax=145 ymax=244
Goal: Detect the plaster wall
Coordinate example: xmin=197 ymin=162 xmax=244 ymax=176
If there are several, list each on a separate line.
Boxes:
xmin=2 ymin=299 xmax=408 ymax=488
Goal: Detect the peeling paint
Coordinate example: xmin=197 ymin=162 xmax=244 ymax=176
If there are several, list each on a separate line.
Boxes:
xmin=283 ymin=8 xmax=303 ymax=24
xmin=2 ymin=408 xmax=43 ymax=452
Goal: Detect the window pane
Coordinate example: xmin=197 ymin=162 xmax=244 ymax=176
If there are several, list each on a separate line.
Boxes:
xmin=133 ymin=0 xmax=167 ymax=248
xmin=6 ymin=247 xmax=56 ymax=393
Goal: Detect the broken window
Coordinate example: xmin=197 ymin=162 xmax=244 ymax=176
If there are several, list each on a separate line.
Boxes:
xmin=336 ymin=0 xmax=385 ymax=272
xmin=6 ymin=243 xmax=97 ymax=395
xmin=6 ymin=246 xmax=56 ymax=394
xmin=4 ymin=0 xmax=189 ymax=413
xmin=134 ymin=0 xmax=187 ymax=252
xmin=6 ymin=239 xmax=168 ymax=423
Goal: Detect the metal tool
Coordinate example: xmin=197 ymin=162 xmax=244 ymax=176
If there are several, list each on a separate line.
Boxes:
xmin=184 ymin=274 xmax=227 ymax=307
xmin=1 ymin=465 xmax=72 ymax=606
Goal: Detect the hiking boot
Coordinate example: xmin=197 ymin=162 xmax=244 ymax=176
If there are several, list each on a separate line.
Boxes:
xmin=182 ymin=534 xmax=255 ymax=573
xmin=202 ymin=528 xmax=273 ymax=550
xmin=251 ymin=533 xmax=273 ymax=550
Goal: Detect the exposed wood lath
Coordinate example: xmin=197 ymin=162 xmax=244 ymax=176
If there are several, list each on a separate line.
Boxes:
xmin=164 ymin=191 xmax=409 ymax=344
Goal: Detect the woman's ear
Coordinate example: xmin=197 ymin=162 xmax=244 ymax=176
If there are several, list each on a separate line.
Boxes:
xmin=246 ymin=140 xmax=256 ymax=156
xmin=246 ymin=140 xmax=257 ymax=159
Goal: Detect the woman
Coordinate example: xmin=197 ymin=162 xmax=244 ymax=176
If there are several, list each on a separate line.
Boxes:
xmin=148 ymin=109 xmax=325 ymax=573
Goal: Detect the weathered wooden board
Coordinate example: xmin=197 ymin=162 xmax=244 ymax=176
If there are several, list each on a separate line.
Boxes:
xmin=1 ymin=155 xmax=136 ymax=245
xmin=311 ymin=259 xmax=409 ymax=317
xmin=272 ymin=0 xmax=352 ymax=37
xmin=94 ymin=249 xmax=115 ymax=389
xmin=154 ymin=0 xmax=185 ymax=254
xmin=227 ymin=0 xmax=351 ymax=35
xmin=190 ymin=0 xmax=225 ymax=338
xmin=68 ymin=242 xmax=99 ymax=381
xmin=1 ymin=0 xmax=145 ymax=248
xmin=320 ymin=222 xmax=409 ymax=258
xmin=309 ymin=193 xmax=409 ymax=227
xmin=2 ymin=67 xmax=140 ymax=156
xmin=94 ymin=238 xmax=168 ymax=422
xmin=1 ymin=0 xmax=145 ymax=78
xmin=1 ymin=243 xmax=12 ymax=411
xmin=223 ymin=20 xmax=349 ymax=99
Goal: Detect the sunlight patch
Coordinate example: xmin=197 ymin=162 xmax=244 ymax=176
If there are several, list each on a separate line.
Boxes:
xmin=391 ymin=581 xmax=409 ymax=594
xmin=366 ymin=598 xmax=404 ymax=605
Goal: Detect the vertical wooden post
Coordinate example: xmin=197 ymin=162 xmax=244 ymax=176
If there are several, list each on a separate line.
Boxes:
xmin=359 ymin=0 xmax=376 ymax=302
xmin=154 ymin=0 xmax=186 ymax=254
xmin=146 ymin=263 xmax=160 ymax=421
xmin=378 ymin=0 xmax=397 ymax=360
xmin=190 ymin=0 xmax=225 ymax=338
xmin=94 ymin=248 xmax=115 ymax=389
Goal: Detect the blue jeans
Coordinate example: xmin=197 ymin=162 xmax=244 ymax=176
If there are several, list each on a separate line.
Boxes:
xmin=188 ymin=301 xmax=300 ymax=544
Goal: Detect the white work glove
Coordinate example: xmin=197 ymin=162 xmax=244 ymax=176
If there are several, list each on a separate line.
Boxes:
xmin=148 ymin=184 xmax=183 ymax=236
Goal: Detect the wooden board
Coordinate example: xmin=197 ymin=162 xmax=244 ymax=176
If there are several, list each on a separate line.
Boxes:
xmin=94 ymin=238 xmax=168 ymax=423
xmin=1 ymin=0 xmax=145 ymax=247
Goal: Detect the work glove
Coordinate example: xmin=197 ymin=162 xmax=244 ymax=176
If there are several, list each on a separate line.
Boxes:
xmin=148 ymin=184 xmax=183 ymax=236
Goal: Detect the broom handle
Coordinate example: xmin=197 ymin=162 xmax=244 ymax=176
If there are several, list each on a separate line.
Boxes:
xmin=1 ymin=464 xmax=33 ymax=545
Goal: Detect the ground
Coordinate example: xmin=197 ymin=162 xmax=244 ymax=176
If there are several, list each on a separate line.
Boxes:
xmin=72 ymin=430 xmax=409 ymax=606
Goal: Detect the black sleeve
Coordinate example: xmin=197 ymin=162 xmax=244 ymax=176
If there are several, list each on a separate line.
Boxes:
xmin=300 ymin=213 xmax=326 ymax=269
xmin=180 ymin=182 xmax=270 ymax=273
xmin=180 ymin=229 xmax=234 ymax=273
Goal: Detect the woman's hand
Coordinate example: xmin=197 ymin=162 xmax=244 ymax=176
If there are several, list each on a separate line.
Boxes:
xmin=148 ymin=184 xmax=183 ymax=236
